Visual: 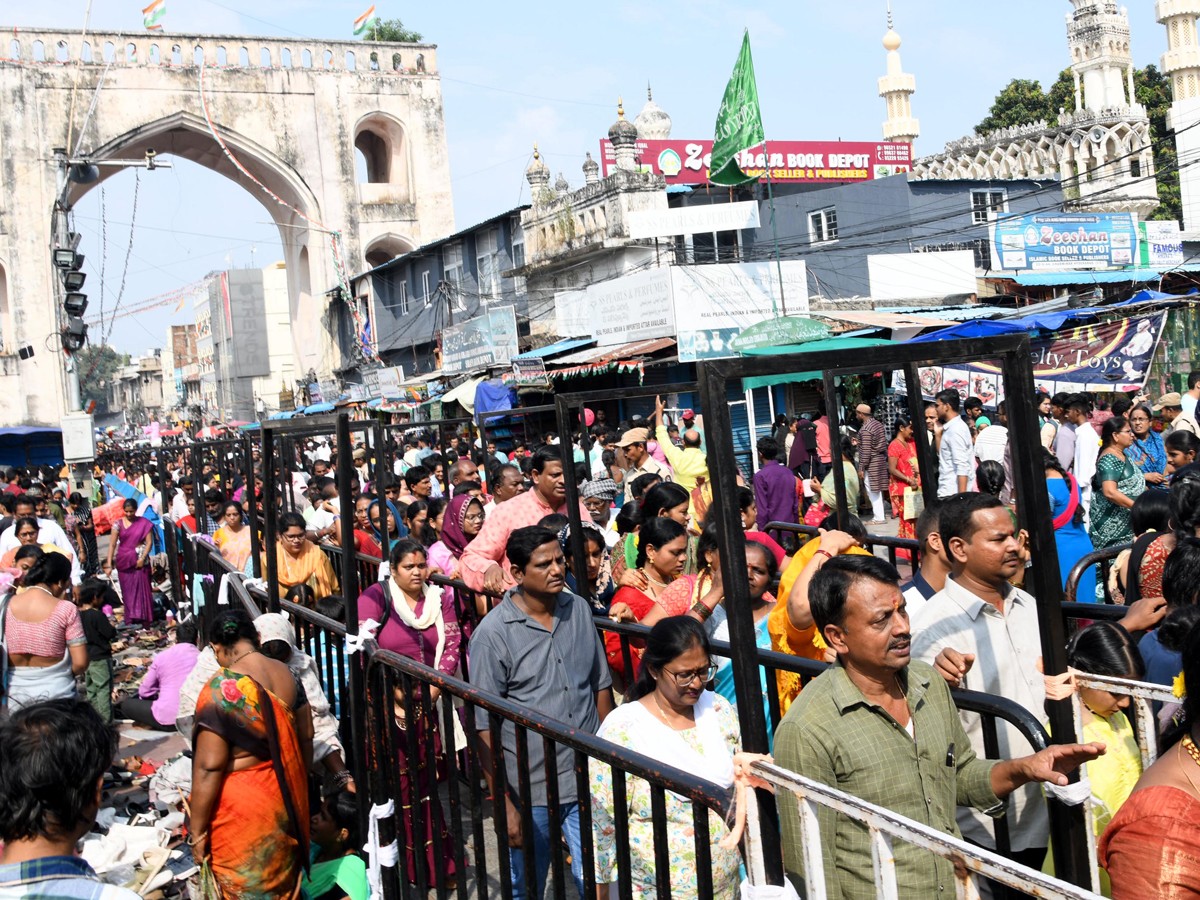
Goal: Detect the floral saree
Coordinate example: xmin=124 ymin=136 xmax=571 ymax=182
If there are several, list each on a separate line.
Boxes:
xmin=194 ymin=670 xmax=310 ymax=899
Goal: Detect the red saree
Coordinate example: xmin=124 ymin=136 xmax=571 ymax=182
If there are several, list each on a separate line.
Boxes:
xmin=194 ymin=670 xmax=310 ymax=899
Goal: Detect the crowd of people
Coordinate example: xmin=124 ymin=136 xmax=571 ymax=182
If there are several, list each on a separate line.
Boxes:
xmin=2 ymin=383 xmax=1200 ymax=900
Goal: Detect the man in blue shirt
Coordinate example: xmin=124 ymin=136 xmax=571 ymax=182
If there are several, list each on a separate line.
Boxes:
xmin=0 ymin=699 xmax=141 ymax=899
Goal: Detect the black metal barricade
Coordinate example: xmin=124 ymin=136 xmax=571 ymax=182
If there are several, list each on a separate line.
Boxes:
xmin=765 ymin=520 xmax=922 ymax=569
xmin=475 ymin=403 xmax=558 ymax=455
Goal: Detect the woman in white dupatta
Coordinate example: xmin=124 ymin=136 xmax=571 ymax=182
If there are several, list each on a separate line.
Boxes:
xmin=591 ymin=616 xmax=742 ymax=899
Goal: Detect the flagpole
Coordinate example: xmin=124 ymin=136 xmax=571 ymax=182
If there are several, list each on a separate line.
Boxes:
xmin=763 ymin=140 xmax=787 ymax=317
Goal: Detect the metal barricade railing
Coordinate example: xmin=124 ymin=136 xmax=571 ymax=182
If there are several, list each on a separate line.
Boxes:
xmin=1064 ymin=543 xmax=1130 ymax=605
xmin=746 ymin=760 xmax=1103 ymax=900
xmin=364 ymin=644 xmax=733 ymax=900
xmin=765 ymin=520 xmax=921 ymax=569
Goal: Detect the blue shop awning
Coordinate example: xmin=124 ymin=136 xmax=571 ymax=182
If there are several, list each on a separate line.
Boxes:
xmin=512 ymin=338 xmax=595 ymax=360
xmin=1011 ymin=265 xmax=1200 ymax=287
xmin=303 ymin=402 xmax=336 ymax=414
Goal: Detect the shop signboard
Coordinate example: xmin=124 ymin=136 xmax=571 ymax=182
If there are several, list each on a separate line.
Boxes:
xmin=554 ymin=290 xmax=590 ymax=338
xmin=991 ymin=212 xmax=1139 ymax=271
xmin=442 ymin=305 xmax=519 ymax=373
xmin=673 ymin=260 xmax=809 ymax=361
xmin=899 ymin=311 xmax=1168 ymax=402
xmin=1139 ymin=220 xmax=1184 ymax=268
xmin=377 ymin=366 xmax=404 ymax=397
xmin=600 ymin=139 xmax=912 ymax=185
xmin=627 ymin=201 xmax=761 ymax=239
xmin=729 ymin=316 xmax=830 ymax=352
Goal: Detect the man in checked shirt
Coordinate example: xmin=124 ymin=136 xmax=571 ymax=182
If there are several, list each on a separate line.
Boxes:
xmin=774 ymin=554 xmax=1103 ymax=899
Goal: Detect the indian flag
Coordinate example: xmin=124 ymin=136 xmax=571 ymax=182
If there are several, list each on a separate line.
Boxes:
xmin=142 ymin=0 xmax=165 ymax=31
xmin=353 ymin=5 xmax=377 ymax=36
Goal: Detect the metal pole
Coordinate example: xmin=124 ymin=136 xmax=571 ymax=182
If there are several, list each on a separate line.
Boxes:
xmin=763 ymin=150 xmax=787 ymax=317
xmin=696 ymin=360 xmax=784 ymax=883
xmin=261 ymin=426 xmax=280 ymax=611
xmin=372 ymin=419 xmax=391 ymax=569
xmin=243 ymin=435 xmax=262 ymax=579
xmin=1000 ymin=343 xmax=1090 ymax=887
xmin=191 ymin=445 xmax=208 ymax=535
xmin=555 ymin=399 xmax=588 ymax=599
xmin=336 ymin=413 xmax=368 ymax=793
xmin=822 ymin=371 xmax=849 ymax=530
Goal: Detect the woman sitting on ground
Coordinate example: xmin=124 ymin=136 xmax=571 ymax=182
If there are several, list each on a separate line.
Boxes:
xmin=304 ymin=790 xmax=370 ymax=900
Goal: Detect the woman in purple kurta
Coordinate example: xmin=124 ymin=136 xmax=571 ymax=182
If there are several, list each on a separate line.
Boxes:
xmin=105 ymin=499 xmax=155 ymax=626
xmin=358 ymin=538 xmax=460 ymax=887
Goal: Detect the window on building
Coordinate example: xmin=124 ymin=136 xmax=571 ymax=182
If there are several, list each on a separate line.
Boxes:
xmin=422 ymin=271 xmax=432 ymax=308
xmin=1130 ymin=159 xmax=1142 ymax=178
xmin=397 ymin=279 xmax=409 ymax=315
xmin=476 ymin=229 xmax=498 ymax=300
xmin=970 ymin=189 xmax=1007 ymax=225
xmin=511 ymin=224 xmax=527 ymax=293
xmin=443 ymin=244 xmax=464 ymax=311
xmin=809 ymin=207 xmax=838 ymax=243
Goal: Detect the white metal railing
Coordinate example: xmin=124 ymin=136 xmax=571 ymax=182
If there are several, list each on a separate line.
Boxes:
xmin=744 ymin=761 xmax=1105 ymax=900
xmin=1068 ymin=671 xmax=1178 ymax=894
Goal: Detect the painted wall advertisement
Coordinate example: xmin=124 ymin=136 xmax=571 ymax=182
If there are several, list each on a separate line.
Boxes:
xmin=441 ymin=305 xmax=519 ymax=373
xmin=900 ymin=312 xmax=1168 ymax=402
xmin=599 ymin=139 xmax=912 ymax=185
xmin=992 ymin=212 xmax=1139 ymax=271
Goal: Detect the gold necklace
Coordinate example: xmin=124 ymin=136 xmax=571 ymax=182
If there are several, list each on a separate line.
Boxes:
xmin=642 ymin=567 xmax=670 ymax=589
xmin=227 ymin=648 xmax=257 ymax=668
xmin=1183 ymin=734 xmax=1200 ymax=768
xmin=1178 ymin=739 xmax=1200 ymax=797
xmin=652 ymin=691 xmax=693 ymax=730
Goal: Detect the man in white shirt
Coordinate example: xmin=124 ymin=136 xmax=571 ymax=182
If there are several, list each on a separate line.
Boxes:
xmin=973 ymin=402 xmax=1008 ymax=464
xmin=1068 ymin=396 xmax=1099 ymax=516
xmin=1183 ymin=371 xmax=1200 ymax=418
xmin=911 ymin=492 xmax=1049 ymax=872
xmin=934 ymin=390 xmax=975 ymax=498
xmin=0 ymin=495 xmax=80 ymax=584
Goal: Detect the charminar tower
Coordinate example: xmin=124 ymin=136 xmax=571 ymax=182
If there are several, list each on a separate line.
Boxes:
xmin=878 ymin=1 xmax=920 ymax=146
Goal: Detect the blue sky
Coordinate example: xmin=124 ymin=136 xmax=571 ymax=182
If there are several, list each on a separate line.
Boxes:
xmin=0 ymin=0 xmax=1168 ymax=353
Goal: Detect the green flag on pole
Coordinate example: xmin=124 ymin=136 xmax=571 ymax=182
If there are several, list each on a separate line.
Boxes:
xmin=709 ymin=30 xmax=765 ymax=186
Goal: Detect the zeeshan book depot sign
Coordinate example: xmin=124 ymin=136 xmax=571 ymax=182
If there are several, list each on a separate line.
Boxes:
xmin=600 ymin=139 xmax=912 ymax=184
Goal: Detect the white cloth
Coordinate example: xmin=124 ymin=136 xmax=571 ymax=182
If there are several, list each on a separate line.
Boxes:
xmin=936 ymin=415 xmax=975 ymax=498
xmin=387 ymin=579 xmax=446 ymax=671
xmin=1184 ymin=392 xmax=1198 ymax=419
xmin=1074 ymin=422 xmax=1100 ymax=515
xmin=973 ymin=425 xmax=1008 ymax=464
xmin=910 ymin=575 xmax=1048 ymax=852
xmin=170 ymin=491 xmax=190 ymax=521
xmin=596 ymin=690 xmax=734 ymax=789
xmin=5 ymin=654 xmax=75 ymax=712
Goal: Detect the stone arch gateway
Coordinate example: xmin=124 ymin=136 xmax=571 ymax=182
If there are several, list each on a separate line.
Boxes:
xmin=0 ymin=28 xmax=454 ymax=426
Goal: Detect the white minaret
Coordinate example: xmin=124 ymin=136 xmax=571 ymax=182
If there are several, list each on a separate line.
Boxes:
xmin=877 ymin=2 xmax=920 ymax=145
xmin=1158 ymin=0 xmax=1200 ymax=230
xmin=1067 ymin=0 xmax=1136 ymax=112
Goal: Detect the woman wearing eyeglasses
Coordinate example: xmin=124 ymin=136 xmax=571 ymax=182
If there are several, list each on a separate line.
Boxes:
xmin=269 ymin=511 xmax=339 ymax=599
xmin=1128 ymin=403 xmax=1168 ymax=489
xmin=591 ymin=616 xmax=741 ymax=899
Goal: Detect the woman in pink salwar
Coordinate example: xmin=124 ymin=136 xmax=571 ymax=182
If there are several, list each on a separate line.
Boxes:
xmin=104 ymin=499 xmax=155 ymax=625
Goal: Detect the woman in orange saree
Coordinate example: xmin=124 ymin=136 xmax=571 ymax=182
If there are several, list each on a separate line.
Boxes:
xmin=188 ymin=609 xmax=314 ymax=899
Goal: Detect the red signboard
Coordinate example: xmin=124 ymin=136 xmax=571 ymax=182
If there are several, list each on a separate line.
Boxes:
xmin=599 ymin=139 xmax=912 ymax=185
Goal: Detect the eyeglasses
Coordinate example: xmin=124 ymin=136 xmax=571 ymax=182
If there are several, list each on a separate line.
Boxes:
xmin=281 ymin=532 xmax=306 ymax=542
xmin=464 ymin=512 xmax=486 ymax=523
xmin=661 ymin=662 xmax=718 ymax=686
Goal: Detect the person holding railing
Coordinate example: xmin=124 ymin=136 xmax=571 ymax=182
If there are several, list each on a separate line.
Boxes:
xmin=776 ymin=554 xmax=1104 ymax=898
xmin=213 ymin=500 xmax=253 ymax=572
xmin=592 ymin=617 xmax=742 ymax=899
xmin=268 ymin=511 xmax=339 ymax=599
xmin=1099 ymin=617 xmax=1200 ymax=898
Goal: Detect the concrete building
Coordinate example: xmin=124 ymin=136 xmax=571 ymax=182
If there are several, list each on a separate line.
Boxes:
xmin=160 ymin=324 xmax=198 ymax=414
xmin=107 ymin=351 xmax=164 ymax=425
xmin=0 ymin=28 xmax=455 ymax=428
xmin=1158 ymin=0 xmax=1200 ymax=232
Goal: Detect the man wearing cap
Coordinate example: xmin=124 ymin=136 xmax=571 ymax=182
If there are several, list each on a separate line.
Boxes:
xmin=855 ymin=403 xmax=888 ymax=525
xmin=618 ymin=427 xmax=671 ymax=503
xmin=1155 ymin=391 xmax=1200 ymax=437
xmin=652 ymin=396 xmax=708 ymax=494
xmin=581 ymin=478 xmax=620 ymax=547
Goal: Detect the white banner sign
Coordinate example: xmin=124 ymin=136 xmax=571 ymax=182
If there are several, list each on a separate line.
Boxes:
xmin=626 ymin=201 xmax=762 ymax=240
xmin=554 ymin=290 xmax=590 ymax=338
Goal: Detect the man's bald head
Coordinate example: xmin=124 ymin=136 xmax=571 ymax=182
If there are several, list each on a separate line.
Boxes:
xmin=449 ymin=457 xmax=479 ymax=485
xmin=683 ymin=430 xmax=702 ymax=449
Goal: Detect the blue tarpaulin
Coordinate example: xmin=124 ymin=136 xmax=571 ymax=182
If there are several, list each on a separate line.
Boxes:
xmin=103 ymin=474 xmax=164 ymax=554
xmin=1008 ymin=308 xmax=1102 ymax=331
xmin=303 ymin=402 xmax=336 ymax=414
xmin=0 ymin=427 xmax=63 ymax=468
xmin=909 ymin=320 xmax=1028 ymax=343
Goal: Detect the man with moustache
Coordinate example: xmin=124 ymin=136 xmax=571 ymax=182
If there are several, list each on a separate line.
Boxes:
xmin=911 ymin=492 xmax=1056 ymax=875
xmin=775 ymin=553 xmax=1103 ymax=898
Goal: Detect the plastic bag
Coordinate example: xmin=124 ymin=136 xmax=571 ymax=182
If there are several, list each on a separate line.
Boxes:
xmin=740 ymin=877 xmax=801 ymax=899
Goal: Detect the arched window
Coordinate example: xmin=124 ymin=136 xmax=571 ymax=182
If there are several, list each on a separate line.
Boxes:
xmin=127 ymin=43 xmax=138 ymax=63
xmin=353 ymin=114 xmax=410 ymax=196
xmin=216 ymin=46 xmax=227 ymax=66
xmin=260 ymin=46 xmax=272 ymax=67
xmin=345 ymin=50 xmax=356 ymax=70
xmin=323 ymin=49 xmax=334 ymax=68
xmin=170 ymin=44 xmax=182 ymax=66
xmin=193 ymin=46 xmax=205 ymax=66
xmin=31 ymin=40 xmax=45 ymax=62
xmin=56 ymin=41 xmax=69 ymax=62
xmin=148 ymin=44 xmax=159 ymax=64
xmin=81 ymin=41 xmax=93 ymax=63
xmin=8 ymin=39 xmax=20 ymax=60
xmin=239 ymin=46 xmax=250 ymax=67
xmin=365 ymin=235 xmax=414 ymax=270
xmin=104 ymin=41 xmax=116 ymax=63
xmin=301 ymin=48 xmax=313 ymax=68
xmin=392 ymin=52 xmax=402 ymax=71
xmin=280 ymin=47 xmax=292 ymax=67
xmin=0 ymin=264 xmax=9 ymax=354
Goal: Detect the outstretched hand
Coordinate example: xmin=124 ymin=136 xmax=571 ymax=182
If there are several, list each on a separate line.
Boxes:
xmin=1024 ymin=742 xmax=1107 ymax=787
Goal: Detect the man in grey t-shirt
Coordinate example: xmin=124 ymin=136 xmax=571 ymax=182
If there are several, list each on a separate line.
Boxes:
xmin=469 ymin=526 xmax=614 ymax=900
xmin=935 ymin=390 xmax=975 ymax=498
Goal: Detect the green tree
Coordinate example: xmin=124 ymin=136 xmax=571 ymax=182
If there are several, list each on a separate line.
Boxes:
xmin=1135 ymin=64 xmax=1181 ymax=222
xmin=75 ymin=344 xmax=129 ymax=414
xmin=976 ymin=79 xmax=1053 ymax=136
xmin=362 ymin=18 xmax=422 ymax=43
xmin=1046 ymin=68 xmax=1077 ymax=119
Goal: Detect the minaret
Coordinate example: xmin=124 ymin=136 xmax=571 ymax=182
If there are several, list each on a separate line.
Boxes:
xmin=877 ymin=2 xmax=920 ymax=145
xmin=608 ymin=98 xmax=640 ymax=172
xmin=1067 ymin=0 xmax=1136 ymax=113
xmin=525 ymin=144 xmax=551 ymax=207
xmin=582 ymin=152 xmax=600 ymax=185
xmin=1158 ymin=0 xmax=1200 ymax=229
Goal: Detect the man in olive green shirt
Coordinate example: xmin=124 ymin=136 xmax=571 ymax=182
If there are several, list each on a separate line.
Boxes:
xmin=774 ymin=555 xmax=1104 ymax=899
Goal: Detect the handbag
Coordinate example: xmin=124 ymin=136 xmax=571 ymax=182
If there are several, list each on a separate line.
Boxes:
xmin=903 ymin=486 xmax=924 ymax=521
xmin=803 ymin=500 xmax=828 ymax=527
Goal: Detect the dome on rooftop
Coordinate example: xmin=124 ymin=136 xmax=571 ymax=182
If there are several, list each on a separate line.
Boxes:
xmin=634 ymin=85 xmax=672 ymax=140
